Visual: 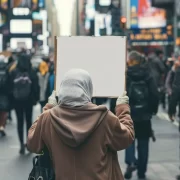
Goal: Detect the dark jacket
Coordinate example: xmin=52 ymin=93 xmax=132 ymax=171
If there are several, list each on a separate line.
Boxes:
xmin=148 ymin=55 xmax=166 ymax=87
xmin=10 ymin=55 xmax=39 ymax=106
xmin=0 ymin=61 xmax=10 ymax=111
xmin=126 ymin=64 xmax=159 ymax=138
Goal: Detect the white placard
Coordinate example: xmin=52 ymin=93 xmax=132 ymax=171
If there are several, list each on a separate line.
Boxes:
xmin=56 ymin=36 xmax=126 ymax=97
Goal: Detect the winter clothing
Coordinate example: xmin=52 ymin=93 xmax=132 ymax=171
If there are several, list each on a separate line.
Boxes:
xmin=27 ymin=103 xmax=134 ymax=180
xmin=39 ymin=61 xmax=49 ymax=76
xmin=126 ymin=64 xmax=159 ymax=134
xmin=49 ymin=74 xmax=54 ymax=95
xmin=10 ymin=54 xmax=39 ymax=149
xmin=27 ymin=69 xmax=134 ymax=180
xmin=125 ymin=62 xmax=158 ymax=179
xmin=37 ymin=72 xmax=50 ymax=102
xmin=58 ymin=69 xmax=93 ymax=107
xmin=167 ymin=67 xmax=180 ymax=117
xmin=148 ymin=54 xmax=166 ymax=87
xmin=116 ymin=91 xmax=129 ymax=105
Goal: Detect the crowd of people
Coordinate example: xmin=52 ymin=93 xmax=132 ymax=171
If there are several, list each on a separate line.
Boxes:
xmin=0 ymin=49 xmax=55 ymax=155
xmin=0 ymin=47 xmax=179 ymax=180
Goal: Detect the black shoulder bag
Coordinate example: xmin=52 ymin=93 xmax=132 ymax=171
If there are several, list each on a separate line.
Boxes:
xmin=28 ymin=147 xmax=55 ymax=180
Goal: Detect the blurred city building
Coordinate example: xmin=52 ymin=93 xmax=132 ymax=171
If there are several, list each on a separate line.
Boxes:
xmin=0 ymin=0 xmax=179 ymax=57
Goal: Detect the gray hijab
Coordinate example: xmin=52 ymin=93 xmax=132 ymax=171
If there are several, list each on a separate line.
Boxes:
xmin=58 ymin=69 xmax=93 ymax=107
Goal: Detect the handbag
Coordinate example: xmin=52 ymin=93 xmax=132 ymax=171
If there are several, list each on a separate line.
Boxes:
xmin=28 ymin=147 xmax=55 ymax=180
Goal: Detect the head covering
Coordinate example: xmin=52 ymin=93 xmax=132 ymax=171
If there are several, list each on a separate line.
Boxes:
xmin=17 ymin=54 xmax=31 ymax=72
xmin=58 ymin=69 xmax=93 ymax=107
xmin=39 ymin=61 xmax=49 ymax=76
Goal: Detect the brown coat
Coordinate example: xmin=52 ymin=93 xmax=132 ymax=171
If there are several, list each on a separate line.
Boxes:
xmin=27 ymin=103 xmax=134 ymax=180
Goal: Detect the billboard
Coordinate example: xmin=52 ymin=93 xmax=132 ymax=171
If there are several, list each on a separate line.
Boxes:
xmin=94 ymin=13 xmax=112 ymax=36
xmin=10 ymin=19 xmax=32 ymax=34
xmin=11 ymin=0 xmax=31 ymax=8
xmin=85 ymin=0 xmax=95 ymax=20
xmin=152 ymin=0 xmax=174 ymax=8
xmin=130 ymin=0 xmax=166 ymax=29
xmin=10 ymin=38 xmax=32 ymax=49
xmin=0 ymin=0 xmax=8 ymax=10
xmin=129 ymin=26 xmax=173 ymax=45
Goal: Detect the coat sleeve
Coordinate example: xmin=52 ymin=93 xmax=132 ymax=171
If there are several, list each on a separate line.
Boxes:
xmin=27 ymin=104 xmax=54 ymax=153
xmin=105 ymin=104 xmax=135 ymax=151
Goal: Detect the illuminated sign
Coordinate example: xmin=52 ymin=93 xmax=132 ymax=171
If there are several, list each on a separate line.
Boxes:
xmin=130 ymin=0 xmax=166 ymax=29
xmin=129 ymin=26 xmax=173 ymax=43
xmin=0 ymin=0 xmax=8 ymax=10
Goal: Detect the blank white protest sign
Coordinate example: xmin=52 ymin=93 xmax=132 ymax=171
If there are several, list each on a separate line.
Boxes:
xmin=56 ymin=36 xmax=126 ymax=97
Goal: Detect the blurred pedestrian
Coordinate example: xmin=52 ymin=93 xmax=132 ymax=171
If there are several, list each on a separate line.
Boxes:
xmin=124 ymin=51 xmax=159 ymax=180
xmin=27 ymin=69 xmax=134 ymax=180
xmin=168 ymin=60 xmax=180 ymax=122
xmin=10 ymin=54 xmax=39 ymax=154
xmin=37 ymin=60 xmax=49 ymax=112
xmin=6 ymin=55 xmax=17 ymax=122
xmin=148 ymin=50 xmax=166 ymax=108
xmin=0 ymin=55 xmax=10 ymax=137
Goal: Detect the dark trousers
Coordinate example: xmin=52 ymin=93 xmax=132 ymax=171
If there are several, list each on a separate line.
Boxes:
xmin=169 ymin=89 xmax=180 ymax=117
xmin=15 ymin=103 xmax=33 ymax=145
xmin=125 ymin=138 xmax=149 ymax=177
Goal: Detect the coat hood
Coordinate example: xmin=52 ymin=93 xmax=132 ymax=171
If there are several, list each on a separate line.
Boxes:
xmin=49 ymin=103 xmax=108 ymax=147
xmin=127 ymin=64 xmax=150 ymax=81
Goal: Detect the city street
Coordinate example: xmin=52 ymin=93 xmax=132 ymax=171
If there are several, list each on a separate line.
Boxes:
xmin=0 ymin=104 xmax=179 ymax=180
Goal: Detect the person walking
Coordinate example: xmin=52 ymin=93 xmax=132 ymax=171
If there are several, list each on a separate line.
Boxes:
xmin=10 ymin=54 xmax=39 ymax=154
xmin=148 ymin=50 xmax=166 ymax=109
xmin=27 ymin=69 xmax=134 ymax=180
xmin=124 ymin=51 xmax=159 ymax=180
xmin=6 ymin=55 xmax=17 ymax=122
xmin=37 ymin=60 xmax=50 ymax=112
xmin=0 ymin=55 xmax=10 ymax=136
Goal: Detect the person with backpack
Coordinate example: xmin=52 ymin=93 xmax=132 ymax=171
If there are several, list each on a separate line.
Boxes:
xmin=27 ymin=69 xmax=134 ymax=180
xmin=37 ymin=60 xmax=50 ymax=112
xmin=0 ymin=55 xmax=10 ymax=137
xmin=124 ymin=51 xmax=159 ymax=180
xmin=10 ymin=54 xmax=39 ymax=154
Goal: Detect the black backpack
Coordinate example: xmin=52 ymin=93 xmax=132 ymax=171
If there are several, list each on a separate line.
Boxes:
xmin=13 ymin=72 xmax=32 ymax=101
xmin=128 ymin=80 xmax=149 ymax=115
